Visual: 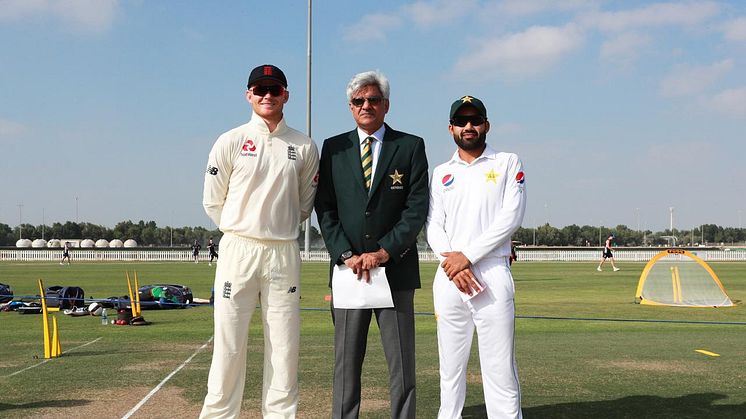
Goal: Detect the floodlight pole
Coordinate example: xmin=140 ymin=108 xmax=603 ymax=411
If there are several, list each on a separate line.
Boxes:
xmin=303 ymin=0 xmax=312 ymax=259
xmin=42 ymin=207 xmax=45 ymax=240
xmin=17 ymin=203 xmax=23 ymax=240
xmin=669 ymin=207 xmax=674 ymax=246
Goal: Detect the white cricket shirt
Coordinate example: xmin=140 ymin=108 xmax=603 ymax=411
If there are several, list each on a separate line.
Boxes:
xmin=426 ymin=144 xmax=526 ymax=263
xmin=203 ymin=113 xmax=319 ymax=241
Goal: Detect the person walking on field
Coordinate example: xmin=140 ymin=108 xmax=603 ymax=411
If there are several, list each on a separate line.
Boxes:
xmin=597 ymin=234 xmax=620 ymax=271
xmin=207 ymin=237 xmax=219 ymax=266
xmin=60 ymin=241 xmax=72 ymax=265
xmin=426 ymin=95 xmax=527 ymax=419
xmin=200 ymin=64 xmax=319 ymax=419
xmin=192 ymin=239 xmax=202 ymax=264
xmin=315 ymin=70 xmax=429 ymax=419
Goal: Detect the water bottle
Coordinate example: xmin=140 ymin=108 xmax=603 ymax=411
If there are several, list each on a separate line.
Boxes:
xmin=101 ymin=308 xmax=108 ymax=325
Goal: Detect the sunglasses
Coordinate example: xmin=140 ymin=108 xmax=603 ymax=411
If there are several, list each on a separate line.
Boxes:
xmin=350 ymin=96 xmax=384 ymax=107
xmin=450 ymin=115 xmax=486 ymax=127
xmin=251 ymin=85 xmax=285 ymax=97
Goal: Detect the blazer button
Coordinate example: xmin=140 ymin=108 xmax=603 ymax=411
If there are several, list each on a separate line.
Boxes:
xmin=365 ymin=211 xmax=371 ymax=217
xmin=364 ymin=234 xmax=371 ymax=239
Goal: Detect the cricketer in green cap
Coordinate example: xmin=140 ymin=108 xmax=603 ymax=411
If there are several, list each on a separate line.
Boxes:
xmin=449 ymin=95 xmax=487 ymax=120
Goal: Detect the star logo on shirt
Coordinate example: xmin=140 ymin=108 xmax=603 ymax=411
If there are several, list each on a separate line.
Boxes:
xmin=389 ymin=169 xmax=404 ymax=185
xmin=485 ymin=169 xmax=499 ymax=184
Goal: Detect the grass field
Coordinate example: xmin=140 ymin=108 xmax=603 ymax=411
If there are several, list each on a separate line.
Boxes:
xmin=1 ymin=260 xmax=745 ymax=418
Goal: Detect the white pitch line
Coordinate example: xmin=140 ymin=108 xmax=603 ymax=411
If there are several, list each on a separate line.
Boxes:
xmin=121 ymin=335 xmax=213 ymax=419
xmin=5 ymin=337 xmax=103 ymax=377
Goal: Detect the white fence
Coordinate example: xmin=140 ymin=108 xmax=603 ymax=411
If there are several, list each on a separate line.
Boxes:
xmin=1 ymin=248 xmax=744 ymax=262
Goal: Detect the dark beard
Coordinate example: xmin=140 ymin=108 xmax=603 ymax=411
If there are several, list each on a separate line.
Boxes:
xmin=454 ymin=130 xmax=486 ymax=151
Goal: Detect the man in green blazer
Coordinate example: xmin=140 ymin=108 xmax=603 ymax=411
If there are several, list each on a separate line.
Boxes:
xmin=315 ymin=70 xmax=429 ymax=419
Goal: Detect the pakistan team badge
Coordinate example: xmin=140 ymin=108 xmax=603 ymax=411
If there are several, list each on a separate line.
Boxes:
xmin=485 ymin=169 xmax=499 ymax=184
xmin=389 ymin=169 xmax=404 ymax=190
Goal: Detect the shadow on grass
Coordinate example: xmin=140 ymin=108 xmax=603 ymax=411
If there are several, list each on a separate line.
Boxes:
xmin=0 ymin=399 xmax=89 ymax=412
xmin=462 ymin=393 xmax=746 ymax=419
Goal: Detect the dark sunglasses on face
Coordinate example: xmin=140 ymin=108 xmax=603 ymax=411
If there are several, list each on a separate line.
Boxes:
xmin=350 ymin=96 xmax=384 ymax=107
xmin=450 ymin=115 xmax=486 ymax=127
xmin=251 ymin=85 xmax=285 ymax=97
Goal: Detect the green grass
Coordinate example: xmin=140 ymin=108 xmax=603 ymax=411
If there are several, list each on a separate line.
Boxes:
xmin=1 ymin=261 xmax=745 ymax=418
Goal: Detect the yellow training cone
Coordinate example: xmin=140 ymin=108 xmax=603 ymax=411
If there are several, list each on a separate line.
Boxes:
xmin=38 ymin=279 xmax=51 ymax=359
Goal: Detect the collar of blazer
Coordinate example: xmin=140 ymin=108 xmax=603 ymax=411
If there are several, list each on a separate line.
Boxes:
xmin=346 ymin=123 xmax=401 ymax=196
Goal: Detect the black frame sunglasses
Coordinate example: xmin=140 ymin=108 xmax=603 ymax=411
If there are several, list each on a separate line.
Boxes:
xmin=450 ymin=115 xmax=486 ymax=127
xmin=251 ymin=85 xmax=285 ymax=97
xmin=350 ymin=96 xmax=384 ymax=107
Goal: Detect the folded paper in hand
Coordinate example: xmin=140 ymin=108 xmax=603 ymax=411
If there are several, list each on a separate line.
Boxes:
xmin=332 ymin=265 xmax=394 ymax=309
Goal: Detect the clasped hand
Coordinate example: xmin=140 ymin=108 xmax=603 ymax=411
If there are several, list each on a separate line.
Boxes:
xmin=344 ymin=248 xmax=390 ymax=283
xmin=440 ymin=251 xmax=481 ymax=295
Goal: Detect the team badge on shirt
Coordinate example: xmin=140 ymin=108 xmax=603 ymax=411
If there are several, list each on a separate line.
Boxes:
xmin=485 ymin=169 xmax=499 ymax=184
xmin=287 ymin=145 xmax=297 ymax=160
xmin=240 ymin=139 xmax=257 ymax=157
xmin=389 ymin=169 xmax=404 ymax=190
xmin=206 ymin=165 xmax=218 ymax=175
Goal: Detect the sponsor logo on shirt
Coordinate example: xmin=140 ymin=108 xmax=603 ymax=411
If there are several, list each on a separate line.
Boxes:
xmin=240 ymin=139 xmax=257 ymax=157
xmin=516 ymin=171 xmax=525 ymax=192
xmin=222 ymin=281 xmax=232 ymax=299
xmin=516 ymin=171 xmax=525 ymax=184
xmin=206 ymin=165 xmax=218 ymax=175
xmin=441 ymin=174 xmax=456 ymax=192
xmin=312 ymin=172 xmax=319 ymax=186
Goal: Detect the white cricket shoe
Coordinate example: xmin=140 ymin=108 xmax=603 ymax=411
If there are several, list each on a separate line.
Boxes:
xmin=597 ymin=266 xmax=602 ymax=271
xmin=613 ymin=267 xmax=621 ymax=271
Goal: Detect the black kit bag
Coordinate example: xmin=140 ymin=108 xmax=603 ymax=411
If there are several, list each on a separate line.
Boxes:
xmin=45 ymin=286 xmax=85 ymax=309
xmin=0 ymin=283 xmax=13 ymax=303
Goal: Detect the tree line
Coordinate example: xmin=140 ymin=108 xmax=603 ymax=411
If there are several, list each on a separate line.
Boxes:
xmin=1 ymin=220 xmax=744 ymax=248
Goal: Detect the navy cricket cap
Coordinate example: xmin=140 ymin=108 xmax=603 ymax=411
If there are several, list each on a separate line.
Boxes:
xmin=247 ymin=64 xmax=287 ymax=88
xmin=449 ymin=95 xmax=487 ymax=119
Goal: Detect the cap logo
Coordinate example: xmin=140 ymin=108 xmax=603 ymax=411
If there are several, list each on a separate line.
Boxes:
xmin=263 ymin=66 xmax=273 ymax=76
xmin=461 ymin=96 xmax=474 ymax=103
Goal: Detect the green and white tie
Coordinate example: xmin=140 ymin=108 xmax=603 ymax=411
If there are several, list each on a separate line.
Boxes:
xmin=361 ymin=137 xmax=373 ymax=191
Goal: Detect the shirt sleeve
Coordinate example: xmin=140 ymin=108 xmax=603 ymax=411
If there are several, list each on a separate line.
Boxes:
xmin=202 ymin=134 xmax=233 ymax=227
xmin=462 ymin=155 xmax=527 ymax=264
xmin=298 ymin=141 xmax=320 ymax=222
xmin=425 ymin=169 xmax=450 ymax=263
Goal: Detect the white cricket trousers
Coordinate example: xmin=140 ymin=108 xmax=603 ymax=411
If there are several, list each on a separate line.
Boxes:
xmin=433 ymin=256 xmax=522 ymax=419
xmin=200 ymin=233 xmax=301 ymax=419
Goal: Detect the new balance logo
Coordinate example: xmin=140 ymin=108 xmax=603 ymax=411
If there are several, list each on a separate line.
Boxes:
xmin=222 ymin=281 xmax=232 ymax=299
xmin=287 ymin=286 xmax=297 ymax=293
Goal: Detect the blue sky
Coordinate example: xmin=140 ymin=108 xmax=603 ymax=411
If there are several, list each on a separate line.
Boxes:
xmin=1 ymin=0 xmax=745 ymax=233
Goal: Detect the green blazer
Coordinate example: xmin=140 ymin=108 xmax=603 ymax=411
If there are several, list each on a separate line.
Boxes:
xmin=315 ymin=124 xmax=429 ymax=291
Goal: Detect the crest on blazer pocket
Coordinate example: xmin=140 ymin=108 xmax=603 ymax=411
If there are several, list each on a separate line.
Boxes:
xmin=389 ymin=169 xmax=404 ymax=190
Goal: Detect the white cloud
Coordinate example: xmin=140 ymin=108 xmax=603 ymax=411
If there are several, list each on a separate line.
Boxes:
xmin=494 ymin=0 xmax=600 ymax=17
xmin=0 ymin=0 xmax=119 ymax=32
xmin=342 ymin=13 xmax=403 ymax=42
xmin=708 ymin=87 xmax=746 ymax=117
xmin=402 ymin=0 xmax=478 ymax=28
xmin=600 ymin=32 xmax=651 ymax=66
xmin=579 ymin=1 xmax=721 ymax=32
xmin=659 ymin=59 xmax=733 ymax=97
xmin=452 ymin=24 xmax=584 ymax=81
xmin=722 ymin=17 xmax=746 ymax=42
xmin=0 ymin=118 xmax=27 ymax=140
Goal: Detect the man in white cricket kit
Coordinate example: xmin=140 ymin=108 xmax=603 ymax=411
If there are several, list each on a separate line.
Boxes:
xmin=200 ymin=64 xmax=319 ymax=419
xmin=426 ymin=95 xmax=527 ymax=418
